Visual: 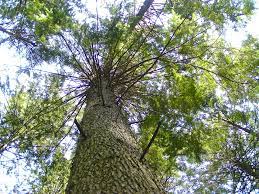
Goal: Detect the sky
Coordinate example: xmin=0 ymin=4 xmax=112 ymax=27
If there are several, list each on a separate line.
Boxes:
xmin=0 ymin=0 xmax=259 ymax=193
xmin=224 ymin=1 xmax=259 ymax=47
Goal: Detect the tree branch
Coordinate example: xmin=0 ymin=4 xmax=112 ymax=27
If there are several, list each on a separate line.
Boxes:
xmin=75 ymin=118 xmax=86 ymax=138
xmin=0 ymin=26 xmax=36 ymax=47
xmin=116 ymin=17 xmax=188 ymax=102
xmin=140 ymin=120 xmax=162 ymax=161
xmin=59 ymin=33 xmax=91 ymax=80
xmin=234 ymin=160 xmax=258 ymax=178
xmin=128 ymin=120 xmax=145 ymax=125
xmin=222 ymin=118 xmax=259 ymax=139
xmin=130 ymin=0 xmax=155 ymax=30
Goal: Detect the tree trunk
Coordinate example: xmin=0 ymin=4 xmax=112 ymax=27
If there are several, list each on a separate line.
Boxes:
xmin=66 ymin=80 xmax=163 ymax=193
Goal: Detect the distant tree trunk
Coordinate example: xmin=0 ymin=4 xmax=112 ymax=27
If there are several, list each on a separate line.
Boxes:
xmin=66 ymin=79 xmax=163 ymax=193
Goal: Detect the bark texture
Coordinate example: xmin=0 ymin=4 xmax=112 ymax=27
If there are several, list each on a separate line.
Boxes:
xmin=66 ymin=81 xmax=164 ymax=193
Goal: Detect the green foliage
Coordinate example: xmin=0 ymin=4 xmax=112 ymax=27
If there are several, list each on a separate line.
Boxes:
xmin=0 ymin=0 xmax=258 ymax=192
xmin=0 ymin=74 xmax=78 ymax=191
xmin=29 ymin=148 xmax=71 ymax=194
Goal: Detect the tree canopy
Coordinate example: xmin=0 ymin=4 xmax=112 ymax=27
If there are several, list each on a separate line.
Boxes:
xmin=0 ymin=0 xmax=258 ymax=193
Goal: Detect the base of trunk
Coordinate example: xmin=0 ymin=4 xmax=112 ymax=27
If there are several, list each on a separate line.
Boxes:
xmin=66 ymin=102 xmax=164 ymax=193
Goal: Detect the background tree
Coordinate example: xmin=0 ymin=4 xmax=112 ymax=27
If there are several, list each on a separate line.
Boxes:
xmin=0 ymin=0 xmax=258 ymax=193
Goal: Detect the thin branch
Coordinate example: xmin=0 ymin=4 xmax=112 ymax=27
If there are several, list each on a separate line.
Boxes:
xmin=111 ymin=6 xmax=164 ymax=84
xmin=59 ymin=33 xmax=91 ymax=79
xmin=81 ymin=46 xmax=95 ymax=75
xmin=90 ymin=42 xmax=97 ymax=69
xmin=110 ymin=33 xmax=144 ymax=80
xmin=234 ymin=159 xmax=259 ymax=178
xmin=109 ymin=1 xmax=165 ymax=87
xmin=114 ymin=57 xmax=158 ymax=84
xmin=96 ymin=0 xmax=99 ymax=33
xmin=140 ymin=120 xmax=162 ymax=161
xmin=75 ymin=118 xmax=86 ymax=138
xmin=222 ymin=118 xmax=259 ymax=139
xmin=50 ymin=95 xmax=87 ymax=154
xmin=19 ymin=67 xmax=81 ymax=80
xmin=116 ymin=17 xmax=188 ymax=101
xmin=0 ymin=89 xmax=86 ymax=154
xmin=0 ymin=26 xmax=36 ymax=47
xmin=128 ymin=120 xmax=145 ymax=125
xmin=190 ymin=63 xmax=248 ymax=85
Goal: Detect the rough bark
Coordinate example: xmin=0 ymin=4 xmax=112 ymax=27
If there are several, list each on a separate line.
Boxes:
xmin=66 ymin=80 xmax=164 ymax=193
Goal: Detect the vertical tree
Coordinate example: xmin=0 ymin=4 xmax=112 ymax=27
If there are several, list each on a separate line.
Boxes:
xmin=0 ymin=0 xmax=257 ymax=193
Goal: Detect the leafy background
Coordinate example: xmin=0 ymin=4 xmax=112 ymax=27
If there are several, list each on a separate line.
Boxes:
xmin=0 ymin=0 xmax=258 ymax=193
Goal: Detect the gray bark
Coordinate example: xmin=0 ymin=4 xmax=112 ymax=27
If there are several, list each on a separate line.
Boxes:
xmin=66 ymin=81 xmax=164 ymax=193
